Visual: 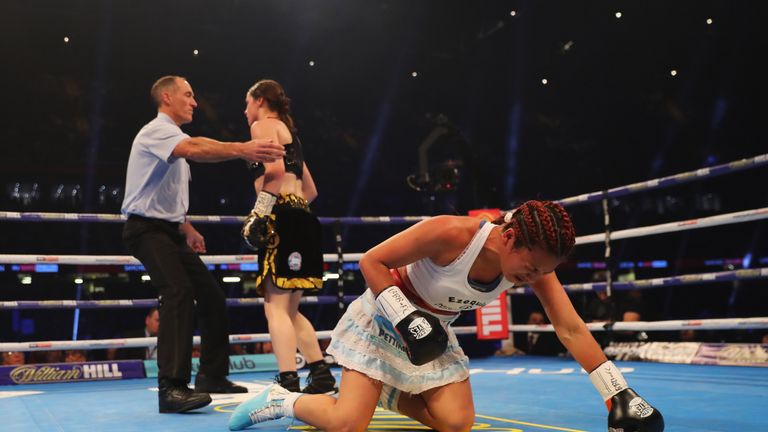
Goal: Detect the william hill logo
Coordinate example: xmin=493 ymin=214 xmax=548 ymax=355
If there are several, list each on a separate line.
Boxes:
xmin=10 ymin=363 xmax=124 ymax=384
xmin=10 ymin=365 xmax=81 ymax=384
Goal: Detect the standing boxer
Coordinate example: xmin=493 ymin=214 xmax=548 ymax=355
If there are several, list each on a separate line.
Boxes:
xmin=241 ymin=79 xmax=337 ymax=395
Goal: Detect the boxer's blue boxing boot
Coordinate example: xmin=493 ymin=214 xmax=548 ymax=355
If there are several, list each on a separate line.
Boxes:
xmin=229 ymin=384 xmax=303 ymax=430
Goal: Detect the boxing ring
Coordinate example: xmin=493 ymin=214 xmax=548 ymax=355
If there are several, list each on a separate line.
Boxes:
xmin=1 ymin=356 xmax=766 ymax=431
xmin=1 ymin=153 xmax=768 ymax=431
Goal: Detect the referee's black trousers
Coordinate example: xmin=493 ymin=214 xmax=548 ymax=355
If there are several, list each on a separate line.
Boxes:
xmin=123 ymin=215 xmax=229 ymax=383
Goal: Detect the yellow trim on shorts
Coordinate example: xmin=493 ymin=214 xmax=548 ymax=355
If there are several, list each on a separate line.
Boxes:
xmin=274 ymin=276 xmax=323 ymax=290
xmin=276 ymin=193 xmax=309 ymax=210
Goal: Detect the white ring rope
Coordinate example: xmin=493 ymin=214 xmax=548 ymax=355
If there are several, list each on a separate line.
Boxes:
xmin=0 ymin=296 xmax=347 ymax=310
xmin=0 ymin=253 xmax=364 ymax=265
xmin=3 ymin=317 xmax=767 ymax=352
xmin=0 ymin=332 xmax=333 ymax=353
xmin=0 ymin=211 xmax=431 ymax=226
xmin=3 ymin=154 xmax=765 ymax=223
xmin=490 ymin=317 xmax=768 ymax=333
xmin=575 ymin=207 xmax=768 ymax=245
xmin=3 ymin=268 xmax=766 ymax=310
xmin=556 ymin=153 xmax=768 ymax=206
xmin=509 ymin=268 xmax=768 ymax=295
xmin=2 ymin=206 xmax=765 ymax=266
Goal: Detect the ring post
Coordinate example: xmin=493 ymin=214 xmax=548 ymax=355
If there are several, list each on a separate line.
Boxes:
xmin=601 ymin=194 xmax=615 ymax=346
xmin=333 ymin=220 xmax=346 ymax=320
xmin=72 ymin=278 xmax=83 ymax=341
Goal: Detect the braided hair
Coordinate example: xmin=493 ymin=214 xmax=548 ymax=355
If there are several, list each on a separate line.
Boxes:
xmin=493 ymin=200 xmax=576 ymax=259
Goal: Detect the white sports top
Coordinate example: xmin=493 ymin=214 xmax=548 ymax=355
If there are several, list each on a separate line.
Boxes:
xmin=403 ymin=221 xmax=515 ymax=315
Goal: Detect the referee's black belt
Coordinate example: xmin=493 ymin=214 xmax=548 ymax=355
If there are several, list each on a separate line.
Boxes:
xmin=127 ymin=213 xmax=180 ymax=229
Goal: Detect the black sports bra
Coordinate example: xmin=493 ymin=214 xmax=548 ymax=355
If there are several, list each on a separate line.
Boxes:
xmin=246 ymin=132 xmax=305 ymax=180
xmin=282 ymin=133 xmax=304 ymax=179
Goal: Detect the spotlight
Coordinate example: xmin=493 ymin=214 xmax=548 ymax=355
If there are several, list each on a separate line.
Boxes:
xmin=193 ymin=49 xmax=199 ymax=56
xmin=309 ymin=60 xmax=315 ymax=66
xmin=9 ymin=182 xmax=41 ymax=207
xmin=411 ymin=71 xmax=418 ymax=77
xmin=63 ymin=36 xmax=70 ymax=43
xmin=615 ymin=12 xmax=622 ymax=19
xmin=510 ymin=11 xmax=516 ymax=17
xmin=706 ymin=18 xmax=713 ymax=25
xmin=670 ymin=69 xmax=678 ymax=76
xmin=541 ymin=78 xmax=548 ymax=85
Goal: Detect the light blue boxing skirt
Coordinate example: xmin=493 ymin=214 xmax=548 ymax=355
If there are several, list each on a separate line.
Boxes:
xmin=326 ymin=290 xmax=469 ymax=395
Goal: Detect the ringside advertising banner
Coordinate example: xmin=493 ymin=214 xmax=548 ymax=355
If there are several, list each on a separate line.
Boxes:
xmin=143 ymin=354 xmax=279 ymax=378
xmin=475 ymin=293 xmax=509 ymax=340
xmin=0 ymin=360 xmax=145 ymax=385
xmin=693 ymin=343 xmax=768 ymax=367
xmin=605 ymin=342 xmax=768 ymax=367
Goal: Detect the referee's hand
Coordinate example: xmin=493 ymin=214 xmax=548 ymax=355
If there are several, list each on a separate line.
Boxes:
xmin=243 ymin=138 xmax=284 ymax=163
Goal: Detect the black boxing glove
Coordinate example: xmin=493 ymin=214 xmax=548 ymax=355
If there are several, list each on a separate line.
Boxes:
xmin=246 ymin=161 xmax=265 ymax=179
xmin=242 ymin=191 xmax=278 ymax=252
xmin=589 ymin=361 xmax=665 ymax=432
xmin=375 ymin=286 xmax=448 ymax=366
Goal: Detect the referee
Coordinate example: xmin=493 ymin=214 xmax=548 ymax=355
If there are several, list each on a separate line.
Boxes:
xmin=121 ymin=75 xmax=284 ymax=413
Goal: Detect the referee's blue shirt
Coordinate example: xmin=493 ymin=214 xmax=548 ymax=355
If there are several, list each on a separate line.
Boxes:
xmin=121 ymin=112 xmax=191 ymax=223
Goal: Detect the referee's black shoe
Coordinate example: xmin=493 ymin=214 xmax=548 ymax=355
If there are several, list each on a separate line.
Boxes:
xmin=159 ymin=379 xmax=212 ymax=413
xmin=194 ymin=373 xmax=248 ymax=394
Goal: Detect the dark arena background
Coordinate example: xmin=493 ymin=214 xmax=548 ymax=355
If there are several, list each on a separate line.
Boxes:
xmin=1 ymin=1 xmax=767 ymax=431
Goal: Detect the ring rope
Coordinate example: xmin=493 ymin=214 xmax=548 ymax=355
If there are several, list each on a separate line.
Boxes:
xmin=576 ymin=206 xmax=768 ymax=244
xmin=0 ymin=332 xmax=332 ymax=353
xmin=0 ymin=253 xmax=364 ymax=265
xmin=0 ymin=296 xmax=359 ymax=310
xmin=509 ymin=268 xmax=768 ymax=295
xmin=2 ymin=207 xmax=765 ymax=266
xmin=0 ymin=212 xmax=431 ymax=226
xmin=2 ymin=153 xmax=764 ymax=225
xmin=4 ymin=268 xmax=766 ymax=310
xmin=556 ymin=153 xmax=768 ymax=207
xmin=3 ymin=317 xmax=767 ymax=352
xmin=453 ymin=317 xmax=768 ymax=334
